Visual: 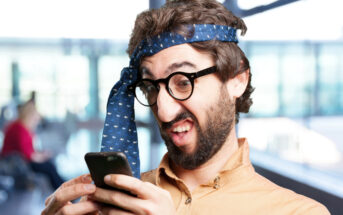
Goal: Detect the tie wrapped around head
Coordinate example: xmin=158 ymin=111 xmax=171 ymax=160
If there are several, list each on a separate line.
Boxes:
xmin=100 ymin=24 xmax=239 ymax=179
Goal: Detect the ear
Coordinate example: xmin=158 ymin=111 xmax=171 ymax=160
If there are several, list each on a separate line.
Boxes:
xmin=225 ymin=61 xmax=250 ymax=99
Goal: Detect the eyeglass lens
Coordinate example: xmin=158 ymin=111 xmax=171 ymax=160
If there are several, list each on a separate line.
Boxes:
xmin=135 ymin=73 xmax=193 ymax=106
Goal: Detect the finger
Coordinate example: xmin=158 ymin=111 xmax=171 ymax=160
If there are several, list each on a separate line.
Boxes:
xmin=45 ymin=174 xmax=93 ymax=206
xmin=91 ymin=187 xmax=143 ymax=213
xmin=55 ymin=200 xmax=101 ymax=215
xmin=79 ymin=195 xmax=89 ymax=202
xmin=60 ymin=174 xmax=93 ymax=189
xmin=104 ymin=174 xmax=155 ymax=199
xmin=101 ymin=206 xmax=134 ymax=215
xmin=45 ymin=193 xmax=54 ymax=206
xmin=45 ymin=183 xmax=96 ymax=214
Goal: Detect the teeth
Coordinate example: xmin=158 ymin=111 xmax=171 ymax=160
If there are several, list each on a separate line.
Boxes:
xmin=173 ymin=125 xmax=190 ymax=133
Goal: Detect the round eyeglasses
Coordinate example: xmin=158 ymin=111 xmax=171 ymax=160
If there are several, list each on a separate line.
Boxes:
xmin=133 ymin=66 xmax=217 ymax=106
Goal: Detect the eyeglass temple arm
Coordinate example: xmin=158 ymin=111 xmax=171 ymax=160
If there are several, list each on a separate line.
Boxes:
xmin=194 ymin=66 xmax=217 ymax=78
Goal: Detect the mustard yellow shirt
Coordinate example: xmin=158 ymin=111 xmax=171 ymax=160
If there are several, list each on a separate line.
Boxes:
xmin=141 ymin=138 xmax=330 ymax=215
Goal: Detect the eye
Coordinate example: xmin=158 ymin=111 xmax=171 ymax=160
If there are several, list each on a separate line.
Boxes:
xmin=179 ymin=78 xmax=191 ymax=86
xmin=146 ymin=85 xmax=156 ymax=93
xmin=169 ymin=74 xmax=192 ymax=95
xmin=139 ymin=82 xmax=155 ymax=95
xmin=177 ymin=79 xmax=191 ymax=88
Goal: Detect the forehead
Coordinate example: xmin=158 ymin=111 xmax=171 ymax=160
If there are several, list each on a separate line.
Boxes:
xmin=139 ymin=44 xmax=214 ymax=78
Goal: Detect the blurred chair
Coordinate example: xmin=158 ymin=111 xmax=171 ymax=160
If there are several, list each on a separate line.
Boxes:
xmin=0 ymin=153 xmax=51 ymax=196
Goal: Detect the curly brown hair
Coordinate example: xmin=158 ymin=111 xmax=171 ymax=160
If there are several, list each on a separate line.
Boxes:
xmin=128 ymin=0 xmax=254 ymax=123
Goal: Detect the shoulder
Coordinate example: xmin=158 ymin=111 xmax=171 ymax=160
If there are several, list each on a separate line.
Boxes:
xmin=141 ymin=169 xmax=158 ymax=184
xmin=5 ymin=121 xmax=27 ymax=134
xmin=248 ymin=172 xmax=330 ymax=215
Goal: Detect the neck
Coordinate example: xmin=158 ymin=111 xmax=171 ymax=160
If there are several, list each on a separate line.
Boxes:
xmin=171 ymin=126 xmax=239 ymax=192
xmin=19 ymin=118 xmax=33 ymax=132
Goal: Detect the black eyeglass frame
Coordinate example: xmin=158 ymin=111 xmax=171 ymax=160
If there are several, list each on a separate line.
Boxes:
xmin=133 ymin=66 xmax=217 ymax=107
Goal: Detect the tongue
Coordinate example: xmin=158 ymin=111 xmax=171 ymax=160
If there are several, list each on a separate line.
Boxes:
xmin=173 ymin=131 xmax=188 ymax=139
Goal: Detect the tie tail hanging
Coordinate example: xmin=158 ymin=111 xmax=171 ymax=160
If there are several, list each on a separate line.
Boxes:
xmin=101 ymin=67 xmax=141 ymax=179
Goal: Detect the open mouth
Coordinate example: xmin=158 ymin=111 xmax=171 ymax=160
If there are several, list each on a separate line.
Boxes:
xmin=168 ymin=119 xmax=194 ymax=146
xmin=172 ymin=124 xmax=191 ymax=133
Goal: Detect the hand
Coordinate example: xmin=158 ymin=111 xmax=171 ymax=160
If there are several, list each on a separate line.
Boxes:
xmin=91 ymin=174 xmax=175 ymax=215
xmin=31 ymin=151 xmax=50 ymax=163
xmin=41 ymin=174 xmax=101 ymax=215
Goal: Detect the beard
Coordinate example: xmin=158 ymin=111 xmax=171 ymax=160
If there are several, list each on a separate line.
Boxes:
xmin=160 ymin=86 xmax=235 ymax=170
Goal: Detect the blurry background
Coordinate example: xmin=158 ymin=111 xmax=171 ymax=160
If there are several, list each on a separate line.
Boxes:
xmin=0 ymin=0 xmax=342 ymax=214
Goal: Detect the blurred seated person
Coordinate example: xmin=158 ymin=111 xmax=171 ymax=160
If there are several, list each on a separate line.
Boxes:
xmin=1 ymin=100 xmax=64 ymax=190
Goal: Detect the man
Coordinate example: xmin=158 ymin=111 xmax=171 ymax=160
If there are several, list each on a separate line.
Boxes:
xmin=42 ymin=0 xmax=330 ymax=214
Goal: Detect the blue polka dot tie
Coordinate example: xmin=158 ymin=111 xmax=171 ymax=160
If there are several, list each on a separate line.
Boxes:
xmin=100 ymin=24 xmax=239 ymax=179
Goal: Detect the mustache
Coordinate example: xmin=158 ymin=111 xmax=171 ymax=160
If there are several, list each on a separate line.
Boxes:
xmin=161 ymin=112 xmax=195 ymax=130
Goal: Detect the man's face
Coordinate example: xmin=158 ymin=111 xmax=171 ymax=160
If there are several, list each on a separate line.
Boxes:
xmin=140 ymin=44 xmax=236 ymax=169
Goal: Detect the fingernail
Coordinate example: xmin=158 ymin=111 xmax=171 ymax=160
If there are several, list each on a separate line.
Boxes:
xmin=104 ymin=175 xmax=111 ymax=182
xmin=84 ymin=184 xmax=95 ymax=191
xmin=83 ymin=175 xmax=92 ymax=182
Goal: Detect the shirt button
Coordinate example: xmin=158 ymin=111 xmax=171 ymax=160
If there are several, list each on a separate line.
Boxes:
xmin=213 ymin=176 xmax=220 ymax=189
xmin=185 ymin=197 xmax=192 ymax=205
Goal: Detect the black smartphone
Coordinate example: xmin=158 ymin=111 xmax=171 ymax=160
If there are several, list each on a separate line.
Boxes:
xmin=84 ymin=152 xmax=133 ymax=190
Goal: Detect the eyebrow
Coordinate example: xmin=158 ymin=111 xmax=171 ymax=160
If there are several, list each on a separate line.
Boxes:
xmin=140 ymin=61 xmax=197 ymax=79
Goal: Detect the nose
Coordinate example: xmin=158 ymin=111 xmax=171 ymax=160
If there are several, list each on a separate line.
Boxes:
xmin=155 ymin=84 xmax=182 ymax=123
